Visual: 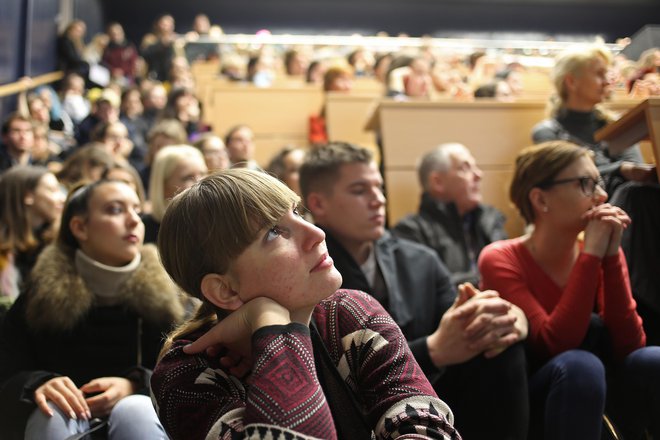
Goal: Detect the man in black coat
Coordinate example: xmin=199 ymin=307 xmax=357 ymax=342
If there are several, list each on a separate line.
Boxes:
xmin=393 ymin=143 xmax=507 ymax=287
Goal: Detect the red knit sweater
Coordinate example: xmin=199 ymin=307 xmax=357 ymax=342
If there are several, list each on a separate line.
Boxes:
xmin=478 ymin=238 xmax=645 ymax=361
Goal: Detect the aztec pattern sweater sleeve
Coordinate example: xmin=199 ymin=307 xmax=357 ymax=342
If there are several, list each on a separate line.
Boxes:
xmin=152 ymin=322 xmax=337 ymax=440
xmin=151 ymin=290 xmax=460 ymax=440
xmin=313 ymin=290 xmax=459 ymax=439
xmin=478 ymin=239 xmax=645 ymax=361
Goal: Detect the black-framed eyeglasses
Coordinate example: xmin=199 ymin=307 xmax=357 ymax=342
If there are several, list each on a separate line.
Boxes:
xmin=537 ymin=176 xmax=606 ymax=197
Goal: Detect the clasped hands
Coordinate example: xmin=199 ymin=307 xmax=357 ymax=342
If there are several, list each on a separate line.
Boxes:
xmin=34 ymin=376 xmax=134 ymax=420
xmin=427 ymin=283 xmax=527 ymax=368
xmin=582 ymin=203 xmax=631 ymax=258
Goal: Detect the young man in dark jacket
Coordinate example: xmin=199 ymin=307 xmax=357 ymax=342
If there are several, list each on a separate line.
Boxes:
xmin=300 ymin=142 xmax=530 ymax=440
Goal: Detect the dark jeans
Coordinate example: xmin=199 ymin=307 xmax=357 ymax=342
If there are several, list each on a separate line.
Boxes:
xmin=530 ymin=347 xmax=660 ymax=440
xmin=436 ymin=342 xmax=528 ymax=440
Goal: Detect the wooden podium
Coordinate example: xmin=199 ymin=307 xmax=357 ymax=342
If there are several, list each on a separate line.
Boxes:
xmin=595 ymin=98 xmax=660 ymax=178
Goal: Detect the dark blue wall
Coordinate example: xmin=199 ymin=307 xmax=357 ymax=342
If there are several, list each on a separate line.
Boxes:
xmin=0 ymin=0 xmax=25 ymax=116
xmin=0 ymin=0 xmax=104 ymax=119
xmin=102 ymin=0 xmax=660 ymax=45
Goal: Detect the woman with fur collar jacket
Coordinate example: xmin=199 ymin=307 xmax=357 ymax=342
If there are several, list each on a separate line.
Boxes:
xmin=0 ymin=180 xmax=185 ymax=440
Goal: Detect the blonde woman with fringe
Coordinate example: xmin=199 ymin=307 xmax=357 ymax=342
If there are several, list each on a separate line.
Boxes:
xmin=141 ymin=144 xmax=207 ymax=244
xmin=151 ymin=169 xmax=460 ymax=439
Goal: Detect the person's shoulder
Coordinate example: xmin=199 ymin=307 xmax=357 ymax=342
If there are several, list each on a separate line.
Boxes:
xmin=532 ymin=118 xmax=562 ymax=143
xmin=317 ymin=289 xmax=392 ymax=322
xmin=381 ymin=230 xmax=438 ymax=259
xmin=480 ymin=237 xmax=525 ymax=265
xmin=482 ymin=237 xmax=520 ymax=252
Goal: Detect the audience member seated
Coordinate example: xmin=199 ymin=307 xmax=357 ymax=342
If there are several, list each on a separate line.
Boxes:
xmin=60 ymin=73 xmax=90 ymax=127
xmin=300 ymin=143 xmax=529 ymax=439
xmin=245 ymin=53 xmax=275 ymax=87
xmin=347 ymin=48 xmax=373 ymax=77
xmin=532 ymin=44 xmax=660 ymax=345
xmin=139 ymin=119 xmax=188 ymax=193
xmin=56 ymin=20 xmax=90 ymax=86
xmin=33 ymin=86 xmax=72 ymax=136
xmin=139 ymin=81 xmax=168 ymax=131
xmin=22 ymin=93 xmax=73 ymax=153
xmin=30 ymin=124 xmax=62 ymax=172
xmin=75 ymin=89 xmax=120 ymax=147
xmin=1 ymin=114 xmax=36 ymax=173
xmin=532 ymin=45 xmax=653 ymax=194
xmin=373 ymin=53 xmax=393 ymax=85
xmin=266 ymin=146 xmax=306 ymax=196
xmin=479 ymin=140 xmax=660 ymax=439
xmin=141 ymin=14 xmax=177 ymax=82
xmin=56 ymin=144 xmax=114 ymax=191
xmin=91 ymin=120 xmax=142 ymax=170
xmin=224 ymin=124 xmax=259 ymax=169
xmin=473 ymin=79 xmax=513 ymax=100
xmin=160 ymin=87 xmax=205 ymax=138
xmin=182 ymin=13 xmax=221 ymax=62
xmin=119 ymin=87 xmax=149 ymax=159
xmin=102 ymin=22 xmax=139 ymax=86
xmin=102 ymin=159 xmax=147 ymax=209
xmin=386 ymin=55 xmax=435 ymax=99
xmin=494 ymin=67 xmax=524 ymax=97
xmin=152 ymin=168 xmax=460 ymax=439
xmin=284 ymin=49 xmax=308 ymax=78
xmin=305 ymin=60 xmax=325 ymax=85
xmin=0 ymin=166 xmax=65 ymax=301
xmin=0 ymin=179 xmax=185 ymax=439
xmin=193 ymin=133 xmax=229 ymax=173
xmin=309 ymin=65 xmax=355 ymax=145
xmin=142 ymin=145 xmax=207 ymax=243
xmin=393 ymin=143 xmax=507 ymax=287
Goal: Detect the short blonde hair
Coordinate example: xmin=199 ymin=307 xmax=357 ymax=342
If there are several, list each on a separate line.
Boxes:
xmin=549 ymin=45 xmax=614 ymax=119
xmin=149 ymin=145 xmax=205 ymax=222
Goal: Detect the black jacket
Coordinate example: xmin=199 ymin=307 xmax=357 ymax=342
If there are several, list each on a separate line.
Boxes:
xmin=393 ymin=193 xmax=507 ymax=287
xmin=324 ymin=229 xmax=455 ymax=380
xmin=532 ymin=110 xmax=645 ymax=193
xmin=0 ymin=244 xmax=185 ymax=439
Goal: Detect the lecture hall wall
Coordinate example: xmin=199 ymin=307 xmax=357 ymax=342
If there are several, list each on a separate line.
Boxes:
xmin=1 ymin=0 xmax=659 ymax=117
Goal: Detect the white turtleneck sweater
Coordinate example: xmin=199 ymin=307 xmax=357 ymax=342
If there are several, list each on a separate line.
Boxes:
xmin=75 ymin=250 xmax=141 ymax=304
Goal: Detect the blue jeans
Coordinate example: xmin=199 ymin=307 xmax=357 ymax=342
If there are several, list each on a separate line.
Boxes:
xmin=607 ymin=346 xmax=660 ymax=440
xmin=529 ymin=349 xmax=606 ymax=440
xmin=530 ymin=347 xmax=660 ymax=440
xmin=25 ymin=394 xmax=168 ymax=440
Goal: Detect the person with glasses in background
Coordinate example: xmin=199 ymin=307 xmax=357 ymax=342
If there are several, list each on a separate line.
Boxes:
xmin=532 ymin=44 xmax=660 ymax=347
xmin=479 ymin=140 xmax=660 ymax=440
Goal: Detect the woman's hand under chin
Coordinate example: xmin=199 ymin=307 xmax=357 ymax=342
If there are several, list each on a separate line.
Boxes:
xmin=183 ymin=297 xmax=291 ymax=360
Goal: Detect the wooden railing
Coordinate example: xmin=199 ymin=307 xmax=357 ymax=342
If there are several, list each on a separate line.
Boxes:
xmin=0 ymin=71 xmax=63 ymax=98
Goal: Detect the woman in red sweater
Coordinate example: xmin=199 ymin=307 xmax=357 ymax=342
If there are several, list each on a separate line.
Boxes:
xmin=479 ymin=140 xmax=660 ymax=439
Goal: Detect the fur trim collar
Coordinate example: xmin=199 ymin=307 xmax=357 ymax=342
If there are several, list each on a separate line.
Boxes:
xmin=26 ymin=244 xmax=184 ymax=333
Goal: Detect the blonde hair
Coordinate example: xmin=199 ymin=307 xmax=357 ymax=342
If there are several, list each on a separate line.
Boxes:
xmin=149 ymin=145 xmax=205 ymax=222
xmin=548 ymin=45 xmax=615 ymax=121
xmin=510 ymin=140 xmax=591 ymax=224
xmin=157 ymin=169 xmax=299 ymax=357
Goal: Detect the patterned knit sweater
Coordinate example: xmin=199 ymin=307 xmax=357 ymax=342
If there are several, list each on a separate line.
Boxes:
xmin=151 ymin=289 xmax=460 ymax=440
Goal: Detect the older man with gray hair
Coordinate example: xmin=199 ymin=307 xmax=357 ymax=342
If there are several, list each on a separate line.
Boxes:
xmin=393 ymin=142 xmax=507 ymax=286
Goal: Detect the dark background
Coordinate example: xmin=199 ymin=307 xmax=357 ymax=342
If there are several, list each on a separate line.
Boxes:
xmin=1 ymin=0 xmax=659 ymax=114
